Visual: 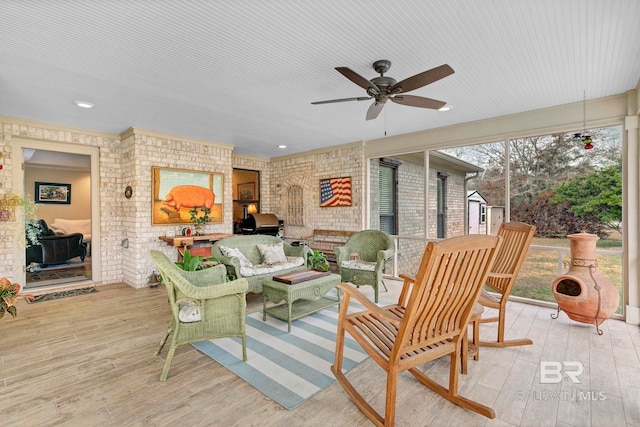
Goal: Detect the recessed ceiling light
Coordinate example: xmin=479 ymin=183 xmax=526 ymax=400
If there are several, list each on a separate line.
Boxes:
xmin=277 ymin=145 xmax=287 ymax=149
xmin=74 ymin=100 xmax=94 ymax=109
xmin=438 ymin=105 xmax=451 ymax=112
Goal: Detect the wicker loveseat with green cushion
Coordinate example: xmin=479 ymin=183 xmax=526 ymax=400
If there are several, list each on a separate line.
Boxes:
xmin=211 ymin=235 xmax=310 ymax=294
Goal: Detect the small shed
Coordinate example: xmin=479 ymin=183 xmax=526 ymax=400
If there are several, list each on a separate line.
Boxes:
xmin=487 ymin=206 xmax=505 ymax=235
xmin=467 ymin=190 xmax=488 ymax=235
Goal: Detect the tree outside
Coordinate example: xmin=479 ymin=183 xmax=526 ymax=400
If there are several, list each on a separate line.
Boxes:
xmin=440 ymin=125 xmax=623 ymax=311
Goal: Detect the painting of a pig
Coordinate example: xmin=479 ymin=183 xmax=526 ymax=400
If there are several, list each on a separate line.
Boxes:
xmin=162 ymin=185 xmax=215 ymax=210
xmin=152 ymin=167 xmax=223 ymax=225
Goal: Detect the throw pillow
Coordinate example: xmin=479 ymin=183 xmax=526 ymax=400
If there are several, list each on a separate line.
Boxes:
xmin=257 ymin=242 xmax=287 ymax=265
xmin=219 ymin=245 xmax=253 ymax=267
xmin=178 ymin=301 xmax=201 ymax=323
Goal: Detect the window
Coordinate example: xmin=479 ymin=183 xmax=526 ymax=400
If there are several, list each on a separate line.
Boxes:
xmin=379 ymin=159 xmax=398 ymax=235
xmin=439 ymin=126 xmax=623 ymax=313
xmin=480 ymin=204 xmax=487 ymax=224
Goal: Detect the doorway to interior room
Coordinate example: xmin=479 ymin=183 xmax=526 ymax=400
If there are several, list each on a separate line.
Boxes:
xmin=13 ymin=141 xmax=101 ymax=289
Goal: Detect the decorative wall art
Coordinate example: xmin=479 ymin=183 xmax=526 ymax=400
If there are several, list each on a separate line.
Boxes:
xmin=152 ymin=167 xmax=224 ymax=225
xmin=319 ymin=176 xmax=352 ymax=207
xmin=35 ymin=182 xmax=71 ymax=204
xmin=237 ymin=182 xmax=256 ymax=200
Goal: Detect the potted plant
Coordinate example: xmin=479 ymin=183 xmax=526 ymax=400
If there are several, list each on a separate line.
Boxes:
xmin=0 ymin=277 xmax=34 ymax=320
xmin=307 ymin=249 xmax=330 ymax=272
xmin=189 ymin=206 xmax=210 ymax=236
xmin=0 ymin=193 xmax=40 ymax=246
xmin=0 ymin=193 xmax=34 ymax=220
xmin=175 ymin=249 xmax=220 ymax=271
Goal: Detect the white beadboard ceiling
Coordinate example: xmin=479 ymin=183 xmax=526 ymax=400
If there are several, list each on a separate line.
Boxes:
xmin=1 ymin=0 xmax=639 ymax=158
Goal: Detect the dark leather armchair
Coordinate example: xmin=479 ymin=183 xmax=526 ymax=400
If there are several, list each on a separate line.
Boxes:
xmin=26 ymin=219 xmax=87 ymax=266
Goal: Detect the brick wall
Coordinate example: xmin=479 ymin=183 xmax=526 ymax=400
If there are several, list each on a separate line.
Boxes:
xmin=397 ymin=157 xmax=426 ymax=276
xmin=124 ymin=129 xmax=234 ymax=287
xmin=368 ymin=154 xmax=469 ymax=276
xmin=269 ymin=144 xmax=364 ymax=239
xmin=0 ymin=120 xmax=238 ymax=288
xmin=0 ymin=119 xmax=122 ymax=284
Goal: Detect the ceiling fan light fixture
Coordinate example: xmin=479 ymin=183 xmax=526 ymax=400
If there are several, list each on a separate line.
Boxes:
xmin=74 ymin=100 xmax=94 ymax=109
xmin=313 ymin=60 xmax=454 ymax=121
xmin=277 ymin=144 xmax=287 ymax=149
xmin=438 ymin=105 xmax=451 ymax=112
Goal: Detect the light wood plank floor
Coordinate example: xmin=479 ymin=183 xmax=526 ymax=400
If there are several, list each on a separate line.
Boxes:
xmin=1 ymin=280 xmax=639 ymax=426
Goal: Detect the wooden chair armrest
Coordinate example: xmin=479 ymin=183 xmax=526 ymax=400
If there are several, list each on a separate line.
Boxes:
xmin=396 ymin=273 xmax=417 ymax=306
xmin=337 ymin=282 xmax=402 ymax=324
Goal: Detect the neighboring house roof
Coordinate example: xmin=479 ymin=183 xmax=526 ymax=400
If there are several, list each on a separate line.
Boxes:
xmin=430 ymin=151 xmax=484 ymax=174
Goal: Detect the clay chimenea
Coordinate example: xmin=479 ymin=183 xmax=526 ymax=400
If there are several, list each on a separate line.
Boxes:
xmin=551 ymin=232 xmax=619 ymax=334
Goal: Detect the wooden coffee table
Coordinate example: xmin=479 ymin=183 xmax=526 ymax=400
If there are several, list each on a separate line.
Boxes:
xmin=262 ymin=269 xmax=341 ymax=332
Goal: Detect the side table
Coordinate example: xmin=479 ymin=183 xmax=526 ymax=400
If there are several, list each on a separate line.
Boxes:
xmin=262 ymin=272 xmax=341 ymax=332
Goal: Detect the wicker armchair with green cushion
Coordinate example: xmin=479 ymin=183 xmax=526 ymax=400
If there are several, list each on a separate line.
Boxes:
xmin=334 ymin=230 xmax=395 ymax=303
xmin=150 ymin=250 xmax=249 ymax=381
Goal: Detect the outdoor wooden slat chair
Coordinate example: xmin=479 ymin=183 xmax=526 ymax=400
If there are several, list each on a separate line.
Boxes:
xmin=396 ymin=273 xmax=484 ymax=375
xmin=332 ymin=234 xmax=502 ymax=426
xmin=150 ymin=250 xmax=249 ymax=381
xmin=478 ymin=221 xmax=536 ymax=348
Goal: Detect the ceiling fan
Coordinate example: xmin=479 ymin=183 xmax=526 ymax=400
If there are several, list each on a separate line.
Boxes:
xmin=312 ymin=59 xmax=454 ymax=120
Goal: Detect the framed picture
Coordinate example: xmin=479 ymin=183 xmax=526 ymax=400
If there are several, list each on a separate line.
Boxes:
xmin=35 ymin=182 xmax=71 ymax=204
xmin=319 ymin=176 xmax=352 ymax=207
xmin=237 ymin=182 xmax=256 ymax=200
xmin=151 ymin=167 xmax=224 ymax=225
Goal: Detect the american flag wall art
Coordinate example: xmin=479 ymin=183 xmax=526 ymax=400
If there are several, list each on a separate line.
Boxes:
xmin=319 ymin=177 xmax=352 ymax=207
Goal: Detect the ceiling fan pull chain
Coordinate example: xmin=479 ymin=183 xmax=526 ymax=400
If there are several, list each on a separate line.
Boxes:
xmin=384 ymin=107 xmax=387 ymax=136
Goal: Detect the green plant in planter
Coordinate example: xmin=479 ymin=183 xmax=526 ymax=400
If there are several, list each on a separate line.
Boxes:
xmin=307 ymin=249 xmax=330 ymax=271
xmin=189 ymin=206 xmax=211 ymax=235
xmin=175 ymin=249 xmax=220 ymax=271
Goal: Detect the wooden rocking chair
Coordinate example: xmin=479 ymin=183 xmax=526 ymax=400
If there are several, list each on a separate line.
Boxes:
xmin=332 ymin=234 xmax=502 ymax=426
xmin=478 ymin=222 xmax=536 ymax=348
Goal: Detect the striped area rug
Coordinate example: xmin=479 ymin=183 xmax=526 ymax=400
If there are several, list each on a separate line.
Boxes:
xmin=192 ymin=296 xmax=368 ymax=410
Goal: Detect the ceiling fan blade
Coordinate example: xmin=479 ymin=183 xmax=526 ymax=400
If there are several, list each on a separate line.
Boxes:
xmin=390 ymin=94 xmax=446 ymax=110
xmin=389 ymin=64 xmax=454 ymax=94
xmin=336 ymin=67 xmax=380 ymax=95
xmin=366 ymin=101 xmax=386 ymax=120
xmin=311 ymin=96 xmax=372 ymax=105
